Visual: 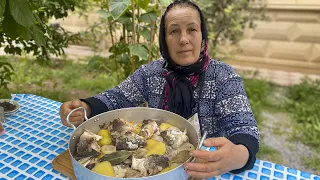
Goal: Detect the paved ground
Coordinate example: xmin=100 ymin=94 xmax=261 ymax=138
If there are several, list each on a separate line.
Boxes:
xmin=261 ymin=111 xmax=319 ymax=174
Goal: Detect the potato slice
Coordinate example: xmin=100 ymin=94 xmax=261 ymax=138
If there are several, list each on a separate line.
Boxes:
xmin=98 ymin=129 xmax=112 ymax=146
xmin=92 ymin=161 xmax=115 ymax=177
xmin=146 ymin=139 xmax=166 ymax=156
xmin=159 ymin=123 xmax=174 ymax=132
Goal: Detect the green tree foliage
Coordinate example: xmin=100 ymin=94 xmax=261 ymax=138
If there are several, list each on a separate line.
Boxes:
xmin=86 ymin=0 xmax=171 ymax=83
xmin=0 ymin=56 xmax=13 ymax=89
xmin=0 ymin=0 xmax=80 ymax=89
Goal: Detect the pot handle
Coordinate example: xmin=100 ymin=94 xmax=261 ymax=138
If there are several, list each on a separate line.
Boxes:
xmin=66 ymin=107 xmax=89 ymax=130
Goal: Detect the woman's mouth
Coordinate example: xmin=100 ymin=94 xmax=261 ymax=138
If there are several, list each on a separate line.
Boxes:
xmin=178 ymin=50 xmax=191 ymax=54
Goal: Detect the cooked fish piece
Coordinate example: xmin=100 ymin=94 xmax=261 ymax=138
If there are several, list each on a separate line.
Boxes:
xmin=125 ymin=168 xmax=143 ymax=178
xmin=140 ymin=119 xmax=160 ymax=139
xmin=109 ymin=118 xmax=139 ymax=138
xmin=76 ymin=129 xmax=102 ymax=158
xmin=113 ymin=165 xmax=128 ymax=178
xmin=85 ymin=158 xmax=99 ymax=170
xmin=116 ymin=132 xmax=146 ymax=150
xmin=131 ymin=157 xmax=147 ymax=176
xmin=101 ymin=145 xmax=116 ymax=154
xmin=78 ymin=156 xmax=92 ymax=167
xmin=145 ymin=155 xmax=170 ymax=175
xmin=122 ymin=158 xmax=132 ymax=166
xmin=160 ymin=127 xmax=189 ymax=149
xmin=133 ymin=148 xmax=148 ymax=159
xmin=151 ymin=134 xmax=164 ymax=142
xmin=132 ymin=155 xmax=169 ymax=176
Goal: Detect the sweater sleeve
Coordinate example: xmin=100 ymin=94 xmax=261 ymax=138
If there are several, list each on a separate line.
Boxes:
xmin=81 ymin=63 xmax=151 ymax=117
xmin=213 ymin=62 xmax=260 ymax=173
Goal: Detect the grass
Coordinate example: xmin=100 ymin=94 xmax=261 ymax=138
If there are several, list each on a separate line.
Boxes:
xmin=303 ymin=156 xmax=320 ymax=175
xmin=272 ymin=126 xmax=284 ymax=136
xmin=257 ymin=143 xmax=283 ymax=164
xmin=243 ymin=78 xmax=273 ymax=126
xmin=284 ymin=78 xmax=320 ymax=152
xmin=0 ymin=56 xmax=119 ymax=102
xmin=242 ymin=78 xmax=283 ymax=163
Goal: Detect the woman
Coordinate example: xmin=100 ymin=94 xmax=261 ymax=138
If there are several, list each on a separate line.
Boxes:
xmin=59 ymin=0 xmax=259 ymax=178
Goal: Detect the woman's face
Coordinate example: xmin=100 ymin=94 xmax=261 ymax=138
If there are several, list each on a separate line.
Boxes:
xmin=165 ymin=6 xmax=202 ymax=66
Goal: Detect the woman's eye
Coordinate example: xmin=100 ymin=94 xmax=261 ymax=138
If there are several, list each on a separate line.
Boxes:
xmin=170 ymin=30 xmax=178 ymax=34
xmin=190 ymin=28 xmax=197 ymax=32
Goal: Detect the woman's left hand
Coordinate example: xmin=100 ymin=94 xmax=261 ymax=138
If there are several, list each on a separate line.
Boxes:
xmin=184 ymin=137 xmax=249 ymax=179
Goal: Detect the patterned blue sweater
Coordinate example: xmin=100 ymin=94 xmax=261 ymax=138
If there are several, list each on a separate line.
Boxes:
xmin=83 ymin=59 xmax=260 ymax=173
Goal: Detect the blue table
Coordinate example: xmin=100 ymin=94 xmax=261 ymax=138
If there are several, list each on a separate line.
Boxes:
xmin=0 ymin=94 xmax=319 ymax=180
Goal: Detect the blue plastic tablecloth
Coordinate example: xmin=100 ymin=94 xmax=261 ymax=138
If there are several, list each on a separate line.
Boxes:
xmin=0 ymin=94 xmax=319 ymax=180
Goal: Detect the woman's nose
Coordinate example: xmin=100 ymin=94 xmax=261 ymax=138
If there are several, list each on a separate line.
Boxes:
xmin=179 ymin=32 xmax=189 ymax=45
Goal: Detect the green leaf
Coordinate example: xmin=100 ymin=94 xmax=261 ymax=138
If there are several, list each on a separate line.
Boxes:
xmin=1 ymin=62 xmax=13 ymax=70
xmin=0 ymin=0 xmax=6 ymax=18
xmin=31 ymin=25 xmax=45 ymax=47
xmin=88 ymin=56 xmax=102 ymax=70
xmin=97 ymin=9 xmax=112 ymax=19
xmin=110 ymin=0 xmax=130 ymax=20
xmin=3 ymin=13 xmax=31 ymax=40
xmin=117 ymin=53 xmax=130 ymax=64
xmin=33 ymin=13 xmax=45 ymax=29
xmin=136 ymin=0 xmax=150 ymax=10
xmin=128 ymin=44 xmax=148 ymax=60
xmin=100 ymin=150 xmax=132 ymax=165
xmin=171 ymin=150 xmax=191 ymax=164
xmin=117 ymin=15 xmax=132 ymax=31
xmin=139 ymin=11 xmax=157 ymax=23
xmin=9 ymin=0 xmax=34 ymax=27
xmin=140 ymin=28 xmax=151 ymax=41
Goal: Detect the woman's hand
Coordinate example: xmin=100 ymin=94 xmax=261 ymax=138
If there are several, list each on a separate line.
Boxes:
xmin=59 ymin=99 xmax=91 ymax=127
xmin=184 ymin=137 xmax=249 ymax=179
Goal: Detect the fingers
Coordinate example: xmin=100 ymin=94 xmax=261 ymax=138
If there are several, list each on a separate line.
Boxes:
xmin=189 ymin=150 xmax=222 ymax=162
xmin=59 ymin=100 xmax=85 ymax=127
xmin=65 ymin=111 xmax=83 ymax=118
xmin=184 ymin=161 xmax=220 ymax=173
xmin=63 ymin=100 xmax=83 ymax=117
xmin=186 ymin=169 xmax=222 ymax=179
xmin=70 ymin=99 xmax=82 ymax=109
xmin=184 ymin=161 xmax=226 ymax=178
xmin=62 ymin=118 xmax=83 ymax=127
xmin=184 ymin=146 xmax=228 ymax=178
xmin=203 ymin=137 xmax=229 ymax=147
xmin=184 ymin=161 xmax=224 ymax=178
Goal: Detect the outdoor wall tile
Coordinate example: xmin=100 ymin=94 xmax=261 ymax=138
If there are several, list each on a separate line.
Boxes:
xmin=252 ymin=22 xmax=297 ymax=41
xmin=310 ymin=44 xmax=320 ymax=62
xmin=272 ymin=11 xmax=319 ymax=23
xmin=293 ymin=23 xmax=320 ymax=43
xmin=268 ymin=41 xmax=312 ymax=61
xmin=267 ymin=0 xmax=296 ymax=5
xmin=296 ymin=0 xmax=320 ymax=5
xmin=239 ymin=39 xmax=269 ymax=57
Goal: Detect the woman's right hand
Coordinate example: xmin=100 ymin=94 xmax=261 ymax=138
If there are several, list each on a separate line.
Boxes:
xmin=59 ymin=99 xmax=91 ymax=127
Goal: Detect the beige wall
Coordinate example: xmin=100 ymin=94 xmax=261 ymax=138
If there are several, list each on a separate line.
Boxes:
xmin=226 ymin=1 xmax=320 ymax=77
